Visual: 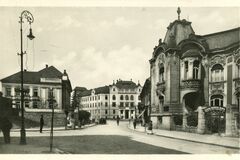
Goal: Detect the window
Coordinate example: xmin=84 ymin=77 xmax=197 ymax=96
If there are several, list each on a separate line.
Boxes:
xmin=159 ymin=63 xmax=164 ymax=82
xmin=112 ymin=95 xmax=116 ymax=100
xmin=120 ymin=102 xmax=124 ymax=107
xmin=113 ymin=110 xmax=115 ymax=114
xmin=15 ymin=88 xmax=20 ymax=96
xmin=113 ymin=88 xmax=115 ymax=91
xmin=211 ymin=64 xmax=224 ymax=82
xmin=33 ymin=88 xmax=38 ymax=97
xmin=237 ymin=93 xmax=240 ymax=113
xmin=184 ymin=61 xmax=189 ymax=79
xmin=112 ymin=102 xmax=116 ymax=107
xmin=131 ymin=110 xmax=134 ymax=114
xmin=105 ymin=102 xmax=108 ymax=107
xmin=25 ymin=101 xmax=29 ymax=108
xmin=163 ymin=106 xmax=169 ymax=112
xmin=120 ymin=110 xmax=123 ymax=114
xmin=105 ymin=95 xmax=108 ymax=100
xmin=130 ymin=102 xmax=134 ymax=107
xmin=210 ymin=95 xmax=223 ymax=107
xmin=105 ymin=110 xmax=108 ymax=114
xmin=120 ymin=95 xmax=124 ymax=100
xmin=125 ymin=102 xmax=129 ymax=107
xmin=16 ymin=101 xmax=20 ymax=109
xmin=193 ymin=60 xmax=200 ymax=79
xmin=33 ymin=101 xmax=38 ymax=108
xmin=6 ymin=87 xmax=11 ymax=96
xmin=125 ymin=95 xmax=129 ymax=100
xmin=98 ymin=95 xmax=100 ymax=100
xmin=130 ymin=95 xmax=134 ymax=100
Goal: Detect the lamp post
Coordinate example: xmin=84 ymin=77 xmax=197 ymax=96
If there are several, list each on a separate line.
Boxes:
xmin=18 ymin=10 xmax=35 ymax=145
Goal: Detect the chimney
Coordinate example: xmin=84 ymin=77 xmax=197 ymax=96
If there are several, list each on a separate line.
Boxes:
xmin=46 ymin=64 xmax=48 ymax=68
xmin=130 ymin=78 xmax=132 ymax=81
xmin=64 ymin=69 xmax=67 ymax=74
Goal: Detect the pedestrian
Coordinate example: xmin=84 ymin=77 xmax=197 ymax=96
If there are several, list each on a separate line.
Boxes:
xmin=40 ymin=114 xmax=44 ymax=133
xmin=116 ymin=116 xmax=120 ymax=126
xmin=147 ymin=120 xmax=153 ymax=135
xmin=133 ymin=119 xmax=137 ymax=129
xmin=0 ymin=117 xmax=12 ymax=144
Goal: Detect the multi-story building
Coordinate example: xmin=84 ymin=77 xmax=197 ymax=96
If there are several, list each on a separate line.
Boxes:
xmin=74 ymin=80 xmax=142 ymax=120
xmin=149 ymin=8 xmax=239 ymax=136
xmin=0 ymin=65 xmax=72 ymax=126
xmin=139 ymin=78 xmax=151 ymax=124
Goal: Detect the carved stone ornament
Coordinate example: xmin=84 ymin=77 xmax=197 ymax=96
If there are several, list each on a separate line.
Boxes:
xmin=210 ymin=55 xmax=226 ymax=67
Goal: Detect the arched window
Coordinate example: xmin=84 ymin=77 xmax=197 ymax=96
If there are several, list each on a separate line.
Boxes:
xmin=184 ymin=61 xmax=189 ymax=79
xmin=112 ymin=95 xmax=116 ymax=100
xmin=211 ymin=64 xmax=224 ymax=82
xmin=210 ymin=95 xmax=223 ymax=107
xmin=120 ymin=95 xmax=124 ymax=100
xmin=125 ymin=95 xmax=129 ymax=100
xmin=159 ymin=63 xmax=164 ymax=83
xmin=130 ymin=95 xmax=134 ymax=100
xmin=193 ymin=60 xmax=200 ymax=79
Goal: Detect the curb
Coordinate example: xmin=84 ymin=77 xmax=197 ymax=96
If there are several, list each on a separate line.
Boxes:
xmin=128 ymin=125 xmax=240 ymax=150
xmin=11 ymin=124 xmax=97 ymax=132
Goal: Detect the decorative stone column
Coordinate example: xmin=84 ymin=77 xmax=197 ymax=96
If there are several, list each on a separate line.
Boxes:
xmin=182 ymin=114 xmax=187 ymax=130
xmin=197 ymin=106 xmax=206 ymax=134
xmin=188 ymin=59 xmax=194 ymax=79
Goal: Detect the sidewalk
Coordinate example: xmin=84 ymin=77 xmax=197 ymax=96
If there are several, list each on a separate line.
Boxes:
xmin=128 ymin=124 xmax=240 ymax=149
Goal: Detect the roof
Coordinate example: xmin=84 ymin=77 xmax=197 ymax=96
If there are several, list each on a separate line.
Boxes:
xmin=114 ymin=80 xmax=140 ymax=89
xmin=202 ymin=27 xmax=240 ymax=50
xmin=80 ymin=86 xmax=110 ymax=97
xmin=164 ymin=19 xmax=195 ymax=48
xmin=1 ymin=66 xmax=63 ymax=84
xmin=140 ymin=78 xmax=151 ymax=98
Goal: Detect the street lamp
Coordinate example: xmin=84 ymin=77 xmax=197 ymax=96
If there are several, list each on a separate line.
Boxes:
xmin=18 ymin=10 xmax=35 ymax=145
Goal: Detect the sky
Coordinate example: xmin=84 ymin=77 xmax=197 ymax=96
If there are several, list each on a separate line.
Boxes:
xmin=0 ymin=7 xmax=239 ymax=90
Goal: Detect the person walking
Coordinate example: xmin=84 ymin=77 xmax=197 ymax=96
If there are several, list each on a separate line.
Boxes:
xmin=116 ymin=116 xmax=120 ymax=126
xmin=40 ymin=114 xmax=44 ymax=133
xmin=133 ymin=119 xmax=137 ymax=129
xmin=147 ymin=120 xmax=153 ymax=135
xmin=0 ymin=117 xmax=12 ymax=144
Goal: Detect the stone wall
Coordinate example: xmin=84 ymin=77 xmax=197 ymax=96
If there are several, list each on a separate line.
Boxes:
xmin=24 ymin=111 xmax=66 ymax=127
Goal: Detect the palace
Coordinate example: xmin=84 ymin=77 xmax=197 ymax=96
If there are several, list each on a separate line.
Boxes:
xmin=149 ymin=8 xmax=240 ymax=136
xmin=74 ymin=80 xmax=142 ymax=121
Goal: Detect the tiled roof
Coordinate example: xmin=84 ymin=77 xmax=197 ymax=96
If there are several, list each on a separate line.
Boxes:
xmin=80 ymin=86 xmax=110 ymax=97
xmin=115 ymin=80 xmax=139 ymax=89
xmin=1 ymin=66 xmax=63 ymax=84
xmin=202 ymin=27 xmax=240 ymax=50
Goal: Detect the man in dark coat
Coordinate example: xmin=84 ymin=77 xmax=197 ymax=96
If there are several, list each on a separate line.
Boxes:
xmin=0 ymin=117 xmax=12 ymax=144
xmin=40 ymin=114 xmax=44 ymax=133
xmin=116 ymin=116 xmax=120 ymax=126
xmin=133 ymin=119 xmax=137 ymax=129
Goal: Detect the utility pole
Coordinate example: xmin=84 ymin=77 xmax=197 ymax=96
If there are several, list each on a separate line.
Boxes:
xmin=48 ymin=88 xmax=55 ymax=152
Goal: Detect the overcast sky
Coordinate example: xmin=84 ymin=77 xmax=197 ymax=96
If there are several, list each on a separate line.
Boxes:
xmin=0 ymin=7 xmax=239 ymax=90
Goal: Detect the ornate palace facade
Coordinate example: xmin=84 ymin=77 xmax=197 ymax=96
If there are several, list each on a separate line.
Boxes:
xmin=150 ymin=8 xmax=240 ymax=136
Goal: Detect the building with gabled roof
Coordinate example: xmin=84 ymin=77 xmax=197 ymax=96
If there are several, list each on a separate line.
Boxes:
xmin=150 ymin=7 xmax=239 ymax=136
xmin=0 ymin=65 xmax=72 ymax=126
xmin=73 ymin=79 xmax=142 ymax=120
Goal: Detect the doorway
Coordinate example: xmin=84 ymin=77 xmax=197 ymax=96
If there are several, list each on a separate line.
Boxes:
xmin=125 ymin=110 xmax=129 ymax=119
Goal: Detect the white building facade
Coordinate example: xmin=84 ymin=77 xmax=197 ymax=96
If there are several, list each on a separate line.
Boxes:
xmin=76 ymin=80 xmax=142 ymax=120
